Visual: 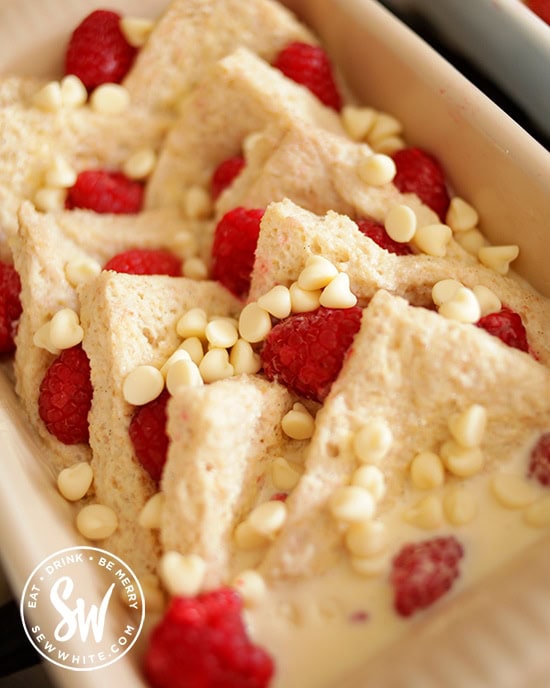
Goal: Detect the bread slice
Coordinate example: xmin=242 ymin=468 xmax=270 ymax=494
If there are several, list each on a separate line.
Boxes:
xmin=78 ymin=271 xmax=241 ymax=576
xmin=123 ymin=0 xmax=317 ymax=111
xmin=145 ymin=48 xmax=345 ymax=211
xmin=0 ymin=76 xmax=172 ymax=261
xmin=260 ymin=289 xmax=550 ymax=580
xmin=250 ymin=199 xmax=550 ymax=364
xmin=162 ymin=374 xmax=307 ymax=588
xmin=12 ymin=200 xmax=208 ymax=473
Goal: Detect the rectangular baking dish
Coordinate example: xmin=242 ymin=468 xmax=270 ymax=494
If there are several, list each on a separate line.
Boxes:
xmin=1 ymin=1 xmax=550 ymax=686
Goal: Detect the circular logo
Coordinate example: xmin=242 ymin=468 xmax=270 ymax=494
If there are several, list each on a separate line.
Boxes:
xmin=20 ymin=546 xmax=145 ymax=671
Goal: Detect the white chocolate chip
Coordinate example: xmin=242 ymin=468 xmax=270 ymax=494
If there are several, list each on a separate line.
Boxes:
xmin=205 ymin=318 xmax=238 ymax=349
xmin=473 ymin=285 xmax=501 ymax=317
xmin=352 ymin=419 xmax=393 ymax=465
xmin=166 ymin=358 xmax=204 ymax=393
xmin=454 ymin=228 xmax=488 ymax=255
xmin=64 ymin=257 xmax=101 ymax=286
xmin=33 ymin=321 xmax=60 ymax=355
xmin=478 ymin=245 xmax=519 ymax=275
xmin=368 ymin=112 xmax=403 ymax=144
xmin=33 ymin=81 xmax=62 ymax=111
xmin=319 ymin=272 xmax=358 ymax=309
xmin=234 ymin=520 xmax=268 ymax=549
xmin=371 ymin=135 xmax=405 ymax=155
xmin=138 ymin=492 xmax=164 ymax=529
xmin=281 ymin=403 xmax=315 ymax=440
xmin=350 ymin=552 xmax=388 ymax=577
xmin=341 ymin=105 xmax=376 ymax=140
xmin=177 ymin=308 xmax=208 ymax=339
xmin=409 ymin=451 xmax=445 ymax=490
xmin=440 ymin=440 xmax=484 ymax=477
xmin=89 ymin=83 xmax=130 ymax=114
xmin=160 ymin=348 xmax=192 ymax=377
xmin=48 ymin=308 xmax=84 ymax=350
xmin=257 ymin=285 xmax=292 ymax=319
xmin=199 ymin=348 xmax=234 ymax=383
xmin=298 ymin=255 xmax=338 ymax=291
xmin=446 ymin=197 xmax=479 ymax=232
xmin=403 ymin=494 xmax=444 ymax=530
xmin=76 ymin=504 xmax=118 ymax=540
xmin=271 ymin=457 xmax=303 ymax=491
xmin=351 ymin=465 xmax=386 ymax=502
xmin=119 ymin=16 xmax=155 ymax=47
xmin=231 ymin=570 xmax=266 ymax=607
xmin=123 ymin=365 xmax=164 ymax=405
xmin=159 ymin=551 xmax=206 ymax=597
xmin=45 ymin=155 xmax=77 ymax=188
xmin=60 ymin=74 xmax=87 ymax=107
xmin=329 ymin=486 xmax=376 ymax=523
xmin=431 ymin=278 xmax=462 ymax=306
xmin=289 ymin=282 xmax=321 ymax=313
xmin=123 ymin=148 xmax=157 ymax=180
xmin=491 ymin=474 xmax=538 ymax=509
xmin=448 ymin=404 xmax=487 ymax=449
xmin=357 ymin=153 xmax=396 ymax=186
xmin=524 ymin=496 xmax=550 ymax=528
xmin=238 ymin=302 xmax=272 ymax=343
xmin=229 ymin=339 xmax=262 ymax=374
xmin=247 ymin=501 xmax=287 ymax=538
xmin=413 ymin=223 xmax=453 ymax=257
xmin=34 ymin=187 xmax=66 ymax=212
xmin=438 ymin=286 xmax=481 ymax=323
xmin=57 ymin=462 xmax=94 ymax=501
xmin=180 ymin=336 xmax=204 ymax=365
xmin=345 ymin=520 xmax=387 ymax=557
xmin=183 ymin=257 xmax=208 ymax=280
xmin=184 ymin=185 xmax=212 ymax=220
xmin=443 ymin=487 xmax=478 ymax=525
xmin=384 ymin=204 xmax=417 ymax=243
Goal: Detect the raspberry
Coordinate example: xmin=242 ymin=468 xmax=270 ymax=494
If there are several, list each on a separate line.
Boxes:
xmin=261 ymin=306 xmax=363 ymax=402
xmin=476 ymin=306 xmax=530 ymax=353
xmin=273 ymin=42 xmax=342 ymax=111
xmin=0 ymin=261 xmax=22 ymax=354
xmin=390 ymin=536 xmax=464 ymax=617
xmin=129 ymin=390 xmax=170 ymax=484
xmin=210 ymin=207 xmax=264 ymax=299
xmin=64 ymin=10 xmax=137 ymax=90
xmin=103 ymin=249 xmax=182 ymax=276
xmin=143 ymin=587 xmax=274 ymax=688
xmin=211 ymin=156 xmax=246 ymax=200
xmin=526 ymin=0 xmax=550 ymax=24
xmin=66 ymin=170 xmax=144 ymax=214
xmin=38 ymin=345 xmax=92 ymax=445
xmin=392 ymin=147 xmax=450 ymax=221
xmin=528 ymin=433 xmax=550 ymax=487
xmin=356 ymin=218 xmax=413 ymax=256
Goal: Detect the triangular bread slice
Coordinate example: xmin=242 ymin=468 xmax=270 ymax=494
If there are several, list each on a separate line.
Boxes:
xmin=123 ymin=0 xmax=317 ymax=111
xmin=250 ymin=199 xmax=550 ymax=365
xmin=0 ymin=76 xmax=172 ymax=261
xmin=78 ymin=271 xmax=241 ymax=576
xmin=260 ymin=289 xmax=550 ymax=581
xmin=162 ymin=374 xmax=308 ymax=588
xmin=145 ymin=48 xmax=345 ymax=211
xmin=12 ymin=200 xmax=208 ymax=473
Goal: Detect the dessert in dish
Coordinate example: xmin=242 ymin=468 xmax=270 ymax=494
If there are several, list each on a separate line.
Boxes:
xmin=1 ymin=1 xmax=550 ymax=687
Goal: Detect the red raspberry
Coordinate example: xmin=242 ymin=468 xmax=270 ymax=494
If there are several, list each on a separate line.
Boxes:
xmin=261 ymin=306 xmax=363 ymax=402
xmin=528 ymin=433 xmax=550 ymax=487
xmin=526 ymin=0 xmax=550 ymax=24
xmin=143 ymin=588 xmax=274 ymax=688
xmin=129 ymin=389 xmax=170 ymax=485
xmin=273 ymin=41 xmax=342 ymax=111
xmin=356 ymin=218 xmax=413 ymax=256
xmin=103 ymin=249 xmax=182 ymax=276
xmin=0 ymin=261 xmax=22 ymax=354
xmin=64 ymin=10 xmax=137 ymax=90
xmin=392 ymin=147 xmax=450 ymax=221
xmin=66 ymin=170 xmax=144 ymax=214
xmin=476 ymin=306 xmax=530 ymax=354
xmin=38 ymin=345 xmax=92 ymax=445
xmin=211 ymin=156 xmax=246 ymax=200
xmin=210 ymin=207 xmax=264 ymax=299
xmin=390 ymin=536 xmax=464 ymax=617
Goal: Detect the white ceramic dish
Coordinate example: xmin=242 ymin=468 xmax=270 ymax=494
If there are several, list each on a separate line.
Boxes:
xmin=1 ymin=1 xmax=550 ymax=686
xmin=384 ymin=0 xmax=550 ymax=139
